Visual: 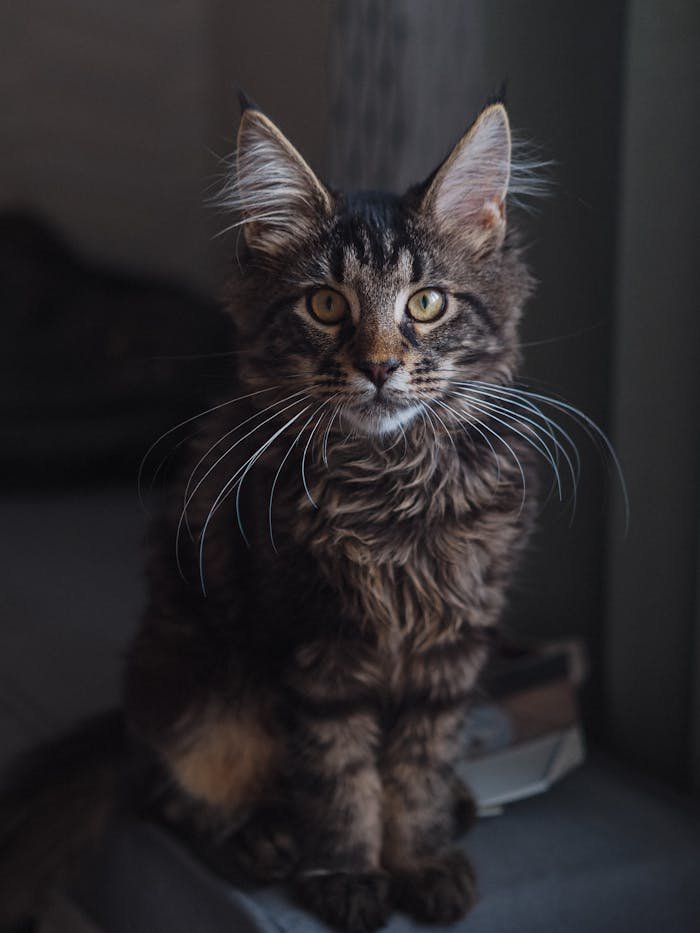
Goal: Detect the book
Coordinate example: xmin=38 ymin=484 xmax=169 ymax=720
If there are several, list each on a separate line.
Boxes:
xmin=456 ymin=638 xmax=587 ymax=813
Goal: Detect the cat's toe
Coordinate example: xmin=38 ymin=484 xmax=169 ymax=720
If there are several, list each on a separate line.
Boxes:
xmin=297 ymin=870 xmax=390 ymax=933
xmin=391 ymin=849 xmax=477 ymax=923
xmin=227 ymin=808 xmax=299 ymax=882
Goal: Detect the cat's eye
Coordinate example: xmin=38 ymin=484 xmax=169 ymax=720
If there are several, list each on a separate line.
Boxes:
xmin=406 ymin=288 xmax=446 ymax=323
xmin=308 ymin=288 xmax=349 ymax=325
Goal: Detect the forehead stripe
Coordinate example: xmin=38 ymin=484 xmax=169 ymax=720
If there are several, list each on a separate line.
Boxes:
xmin=411 ymin=252 xmax=423 ymax=282
xmin=329 ymin=242 xmax=345 ymax=282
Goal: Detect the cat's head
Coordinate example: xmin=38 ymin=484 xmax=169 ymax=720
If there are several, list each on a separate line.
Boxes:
xmin=224 ymin=99 xmax=534 ymax=437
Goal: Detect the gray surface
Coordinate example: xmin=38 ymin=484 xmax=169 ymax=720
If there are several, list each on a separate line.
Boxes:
xmin=0 ymin=486 xmax=145 ymax=766
xmin=78 ymin=760 xmax=700 ymax=933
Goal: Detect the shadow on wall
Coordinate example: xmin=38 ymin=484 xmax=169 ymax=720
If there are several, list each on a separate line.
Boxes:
xmin=0 ymin=210 xmax=232 ymax=486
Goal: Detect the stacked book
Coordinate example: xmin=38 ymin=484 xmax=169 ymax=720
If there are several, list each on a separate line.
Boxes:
xmin=457 ymin=637 xmax=587 ymax=814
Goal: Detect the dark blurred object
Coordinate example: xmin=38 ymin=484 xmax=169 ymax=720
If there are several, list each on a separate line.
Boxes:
xmin=0 ymin=210 xmax=233 ymax=485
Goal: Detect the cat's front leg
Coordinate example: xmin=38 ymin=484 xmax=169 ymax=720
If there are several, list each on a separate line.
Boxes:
xmin=287 ymin=643 xmax=389 ymax=933
xmin=381 ymin=640 xmax=484 ymax=923
xmin=381 ymin=705 xmax=478 ymax=922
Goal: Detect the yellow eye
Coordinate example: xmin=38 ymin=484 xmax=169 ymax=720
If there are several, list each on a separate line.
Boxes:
xmin=308 ymin=288 xmax=349 ymax=325
xmin=406 ymin=288 xmax=446 ymax=322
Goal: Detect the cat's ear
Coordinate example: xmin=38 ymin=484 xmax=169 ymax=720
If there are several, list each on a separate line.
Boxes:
xmin=234 ymin=102 xmax=333 ymax=256
xmin=421 ymin=103 xmax=511 ymax=253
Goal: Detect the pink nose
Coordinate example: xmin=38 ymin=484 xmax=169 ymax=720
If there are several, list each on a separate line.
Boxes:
xmin=356 ymin=359 xmax=400 ymax=388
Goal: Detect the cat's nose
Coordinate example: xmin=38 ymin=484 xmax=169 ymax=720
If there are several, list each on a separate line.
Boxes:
xmin=356 ymin=358 xmax=400 ymax=388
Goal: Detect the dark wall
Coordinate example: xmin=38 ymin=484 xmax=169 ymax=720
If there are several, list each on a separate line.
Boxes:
xmin=479 ymin=2 xmax=627 ymax=732
xmin=606 ymin=0 xmax=700 ymax=787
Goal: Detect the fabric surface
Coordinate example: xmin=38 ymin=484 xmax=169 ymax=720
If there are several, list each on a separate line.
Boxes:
xmin=78 ymin=758 xmax=700 ymax=933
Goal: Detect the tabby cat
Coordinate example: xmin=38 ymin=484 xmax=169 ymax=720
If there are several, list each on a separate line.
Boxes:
xmin=1 ymin=97 xmax=569 ymax=932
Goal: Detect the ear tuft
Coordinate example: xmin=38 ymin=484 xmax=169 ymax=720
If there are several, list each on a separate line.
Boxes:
xmin=237 ymin=88 xmax=259 ymax=114
xmin=422 ymin=103 xmax=511 ymax=253
xmin=220 ymin=108 xmax=332 ymax=257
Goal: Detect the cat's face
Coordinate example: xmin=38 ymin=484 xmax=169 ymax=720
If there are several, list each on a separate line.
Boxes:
xmin=227 ymin=103 xmax=532 ymax=437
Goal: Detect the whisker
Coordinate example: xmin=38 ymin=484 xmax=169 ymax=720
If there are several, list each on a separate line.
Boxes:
xmin=454 ymin=381 xmax=581 ymax=482
xmin=380 ymin=416 xmax=409 ymax=455
xmin=455 ymin=395 xmax=555 ymax=507
xmin=433 ymin=398 xmax=501 ymax=483
xmin=485 ymin=386 xmax=579 ymax=483
xmin=457 ymin=381 xmax=629 ymax=532
xmin=146 ymin=425 xmax=203 ymax=502
xmin=197 ymin=405 xmax=312 ymax=594
xmin=440 ymin=399 xmax=527 ymax=514
xmin=397 ymin=419 xmax=408 ymax=460
xmin=233 ymin=405 xmax=312 ymax=551
xmin=137 ymin=385 xmax=279 ymax=511
xmin=301 ymin=396 xmax=336 ymax=508
xmin=422 ymin=400 xmax=457 ymax=453
xmin=450 ymin=390 xmax=565 ymax=503
xmin=517 ymin=321 xmax=605 ymax=350
xmin=322 ymin=401 xmax=343 ymax=467
xmin=176 ymin=393 xmax=312 ymax=581
xmin=269 ymin=401 xmax=329 ymax=552
xmin=182 ymin=387 xmax=312 ymax=540
xmin=419 ymin=403 xmax=440 ymax=450
xmin=453 ymin=381 xmax=582 ymax=515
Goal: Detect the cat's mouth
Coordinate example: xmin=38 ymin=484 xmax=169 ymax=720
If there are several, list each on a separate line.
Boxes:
xmin=343 ymin=392 xmax=421 ymax=435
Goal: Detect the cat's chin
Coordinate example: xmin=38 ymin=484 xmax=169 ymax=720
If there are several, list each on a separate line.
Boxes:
xmin=341 ymin=401 xmax=422 ymax=438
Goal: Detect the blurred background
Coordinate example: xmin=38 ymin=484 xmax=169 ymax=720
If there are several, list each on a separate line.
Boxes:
xmin=0 ymin=0 xmax=698 ymax=797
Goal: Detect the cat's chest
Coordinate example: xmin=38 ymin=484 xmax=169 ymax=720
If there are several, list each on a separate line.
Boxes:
xmin=299 ymin=442 xmax=461 ymax=561
xmin=290 ymin=442 xmax=500 ymax=639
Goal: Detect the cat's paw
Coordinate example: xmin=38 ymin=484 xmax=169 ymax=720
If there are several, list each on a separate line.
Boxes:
xmin=296 ymin=870 xmax=390 ymax=933
xmin=391 ymin=849 xmax=477 ymax=923
xmin=227 ymin=808 xmax=299 ymax=882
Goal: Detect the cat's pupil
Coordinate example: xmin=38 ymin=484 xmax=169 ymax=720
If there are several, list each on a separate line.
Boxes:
xmin=325 ymin=296 xmax=333 ymax=311
xmin=421 ymin=295 xmax=429 ymax=309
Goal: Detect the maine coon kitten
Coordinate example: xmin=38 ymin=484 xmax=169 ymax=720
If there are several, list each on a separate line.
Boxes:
xmin=1 ymin=98 xmax=557 ymax=932
xmin=127 ymin=97 xmax=537 ymax=930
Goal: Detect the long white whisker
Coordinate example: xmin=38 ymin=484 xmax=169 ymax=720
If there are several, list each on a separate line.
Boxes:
xmin=234 ymin=405 xmax=312 ymax=551
xmin=454 ymin=382 xmax=583 ymax=517
xmin=182 ymin=387 xmax=311 ymax=540
xmin=420 ymin=402 xmax=441 ymax=450
xmin=198 ymin=406 xmax=311 ymax=595
xmin=322 ymin=401 xmax=343 ymax=467
xmin=177 ymin=393 xmax=311 ymax=582
xmin=397 ymin=419 xmax=408 ymax=460
xmin=147 ymin=425 xmax=203 ymax=501
xmin=454 ymin=380 xmax=582 ymax=484
xmin=441 ymin=400 xmax=527 ymax=513
xmin=301 ymin=396 xmax=336 ymax=508
xmin=461 ymin=381 xmax=629 ymax=532
xmin=455 ymin=397 xmax=550 ymax=512
xmin=433 ymin=398 xmax=501 ymax=482
xmin=268 ymin=403 xmax=327 ymax=552
xmin=450 ymin=390 xmax=564 ymax=502
xmin=137 ymin=385 xmax=278 ymax=510
xmin=423 ymin=400 xmax=457 ymax=452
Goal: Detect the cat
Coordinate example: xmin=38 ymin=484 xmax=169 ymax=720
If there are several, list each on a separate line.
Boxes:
xmin=0 ymin=95 xmax=580 ymax=933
